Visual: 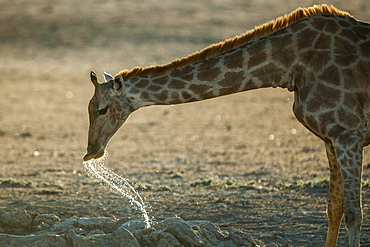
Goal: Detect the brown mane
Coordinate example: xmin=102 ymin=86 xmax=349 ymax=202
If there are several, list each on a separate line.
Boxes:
xmin=119 ymin=5 xmax=351 ymax=79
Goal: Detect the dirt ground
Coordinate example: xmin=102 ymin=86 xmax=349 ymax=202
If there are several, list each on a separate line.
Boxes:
xmin=1 ymin=0 xmax=370 ymax=246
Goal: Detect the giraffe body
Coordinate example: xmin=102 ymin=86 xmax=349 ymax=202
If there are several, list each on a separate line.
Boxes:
xmin=84 ymin=5 xmax=370 ymax=246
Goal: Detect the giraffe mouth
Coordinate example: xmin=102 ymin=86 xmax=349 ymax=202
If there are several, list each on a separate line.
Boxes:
xmin=83 ymin=148 xmax=106 ymax=161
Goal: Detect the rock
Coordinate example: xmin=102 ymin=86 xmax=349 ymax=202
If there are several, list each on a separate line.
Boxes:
xmin=0 ymin=233 xmax=67 ymax=247
xmin=188 ymin=220 xmax=211 ymax=229
xmin=111 ymin=225 xmax=141 ymax=246
xmin=228 ymin=230 xmax=258 ymax=247
xmin=0 ymin=212 xmax=268 ymax=247
xmin=77 ymin=217 xmax=114 ymax=231
xmin=149 ymin=230 xmax=182 ymax=247
xmin=34 ymin=214 xmax=60 ymax=225
xmin=163 ymin=217 xmax=204 ymax=247
xmin=0 ymin=210 xmax=32 ymax=228
xmin=119 ymin=219 xmax=146 ymax=233
xmin=132 ymin=227 xmax=155 ymax=246
xmin=197 ymin=228 xmax=220 ymax=246
xmin=201 ymin=223 xmax=226 ymax=241
xmin=67 ymin=227 xmax=141 ymax=247
xmin=266 ymin=244 xmax=280 ymax=247
xmin=36 ymin=222 xmax=50 ymax=231
xmin=71 ymin=227 xmax=87 ymax=235
xmin=87 ymin=229 xmax=105 ymax=236
xmin=216 ymin=240 xmax=237 ymax=247
xmin=188 ymin=221 xmax=227 ymax=246
xmin=49 ymin=217 xmax=77 ymax=234
xmin=66 ymin=229 xmax=89 ymax=247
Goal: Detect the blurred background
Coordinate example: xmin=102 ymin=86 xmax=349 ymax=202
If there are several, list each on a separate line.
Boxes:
xmin=1 ymin=0 xmax=369 ymax=171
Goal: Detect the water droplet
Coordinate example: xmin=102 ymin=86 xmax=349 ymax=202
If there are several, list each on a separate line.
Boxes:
xmin=269 ymin=134 xmax=275 ymax=141
xmin=291 ymin=128 xmax=297 ymax=135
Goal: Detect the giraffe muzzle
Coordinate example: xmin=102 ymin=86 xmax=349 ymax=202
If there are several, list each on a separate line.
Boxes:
xmin=83 ymin=145 xmax=105 ymax=161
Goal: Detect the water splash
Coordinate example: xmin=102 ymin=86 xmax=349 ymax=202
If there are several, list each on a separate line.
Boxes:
xmin=82 ymin=152 xmax=152 ymax=228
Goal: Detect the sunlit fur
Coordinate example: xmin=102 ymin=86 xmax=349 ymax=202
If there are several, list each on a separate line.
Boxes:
xmin=119 ymin=4 xmax=351 ymax=79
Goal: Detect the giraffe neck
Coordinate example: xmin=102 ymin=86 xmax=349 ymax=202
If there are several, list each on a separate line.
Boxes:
xmin=123 ymin=30 xmax=295 ymax=107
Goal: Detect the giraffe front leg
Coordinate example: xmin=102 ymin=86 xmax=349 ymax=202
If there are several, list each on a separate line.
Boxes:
xmin=325 ymin=142 xmax=344 ymax=247
xmin=332 ymin=131 xmax=363 ymax=247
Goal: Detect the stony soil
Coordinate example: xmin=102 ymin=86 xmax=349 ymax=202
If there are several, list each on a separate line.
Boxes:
xmin=0 ymin=0 xmax=370 ymax=246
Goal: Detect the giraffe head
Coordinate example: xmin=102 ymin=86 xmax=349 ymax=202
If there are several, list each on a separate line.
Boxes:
xmin=83 ymin=71 xmax=134 ymax=161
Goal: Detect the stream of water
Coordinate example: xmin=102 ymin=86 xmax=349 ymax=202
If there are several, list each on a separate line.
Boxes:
xmin=82 ymin=153 xmax=152 ymax=228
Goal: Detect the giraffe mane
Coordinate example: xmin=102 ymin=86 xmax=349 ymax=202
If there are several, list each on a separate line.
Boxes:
xmin=119 ymin=4 xmax=351 ymax=79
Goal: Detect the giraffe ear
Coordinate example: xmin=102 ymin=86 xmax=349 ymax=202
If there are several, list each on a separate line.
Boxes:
xmin=90 ymin=71 xmax=99 ymax=87
xmin=113 ymin=75 xmax=124 ymax=91
xmin=103 ymin=72 xmax=113 ymax=82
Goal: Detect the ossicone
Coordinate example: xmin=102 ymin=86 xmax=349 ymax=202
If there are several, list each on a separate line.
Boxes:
xmin=90 ymin=71 xmax=99 ymax=87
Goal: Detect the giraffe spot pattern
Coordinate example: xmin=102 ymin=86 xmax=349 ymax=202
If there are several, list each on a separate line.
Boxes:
xmin=334 ymin=36 xmax=356 ymax=55
xmin=296 ymin=28 xmax=318 ymax=50
xmin=315 ymin=82 xmax=341 ymax=107
xmin=359 ymin=41 xmax=370 ymax=57
xmin=189 ymin=84 xmax=212 ymax=98
xmin=153 ymin=90 xmax=168 ymax=102
xmin=129 ymin=88 xmax=141 ymax=94
xmin=340 ymin=29 xmax=361 ymax=43
xmin=147 ymin=84 xmax=162 ymax=92
xmin=218 ymin=71 xmax=245 ymax=95
xmin=327 ymin=125 xmax=347 ymax=139
xmin=269 ymin=34 xmax=295 ymax=68
xmin=353 ymin=26 xmax=370 ymax=40
xmin=289 ymin=21 xmax=308 ymax=32
xmin=319 ymin=65 xmax=341 ymax=85
xmin=218 ymin=71 xmax=245 ymax=87
xmin=152 ymin=76 xmax=169 ymax=85
xmin=140 ymin=91 xmax=150 ymax=99
xmin=343 ymin=92 xmax=360 ymax=110
xmin=337 ymin=107 xmax=361 ymax=127
xmin=168 ymin=79 xmax=187 ymax=89
xmin=247 ymin=41 xmax=267 ymax=68
xmin=319 ymin=110 xmax=335 ymax=124
xmin=250 ymin=63 xmax=282 ymax=86
xmin=197 ymin=57 xmax=221 ymax=82
xmin=182 ymin=73 xmax=194 ymax=81
xmin=338 ymin=19 xmax=351 ymax=28
xmin=314 ymin=33 xmax=332 ymax=50
xmin=170 ymin=66 xmax=194 ymax=78
xmin=299 ymin=51 xmax=331 ymax=71
xmin=181 ymin=91 xmax=192 ymax=100
xmin=305 ymin=98 xmax=322 ymax=113
xmin=170 ymin=92 xmax=180 ymax=104
xmin=324 ymin=19 xmax=340 ymax=33
xmin=341 ymin=69 xmax=357 ymax=90
xmin=135 ymin=79 xmax=150 ymax=88
xmin=334 ymin=55 xmax=358 ymax=67
xmin=223 ymin=50 xmax=244 ymax=69
xmin=304 ymin=116 xmax=321 ymax=135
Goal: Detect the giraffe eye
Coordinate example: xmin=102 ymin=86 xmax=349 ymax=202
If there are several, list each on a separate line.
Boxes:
xmin=97 ymin=106 xmax=108 ymax=116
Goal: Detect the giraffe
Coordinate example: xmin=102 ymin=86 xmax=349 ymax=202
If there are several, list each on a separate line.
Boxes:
xmin=84 ymin=5 xmax=370 ymax=247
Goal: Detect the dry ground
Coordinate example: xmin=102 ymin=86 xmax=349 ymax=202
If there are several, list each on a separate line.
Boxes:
xmin=0 ymin=0 xmax=370 ymax=246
